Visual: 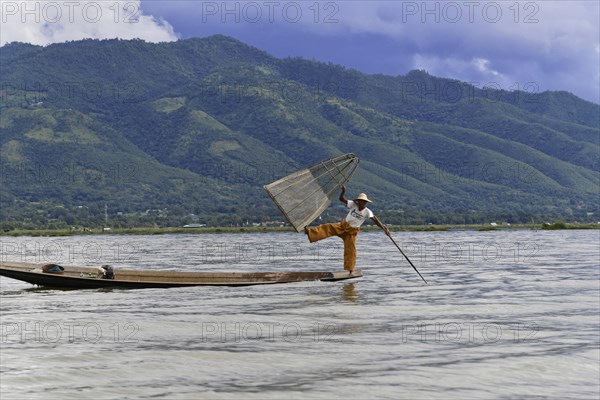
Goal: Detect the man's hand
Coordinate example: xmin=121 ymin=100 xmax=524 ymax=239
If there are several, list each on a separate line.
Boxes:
xmin=339 ymin=185 xmax=348 ymax=204
xmin=372 ymin=216 xmax=390 ymax=236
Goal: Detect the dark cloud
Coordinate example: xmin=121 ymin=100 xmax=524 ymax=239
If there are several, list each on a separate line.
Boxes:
xmin=142 ymin=0 xmax=597 ymax=103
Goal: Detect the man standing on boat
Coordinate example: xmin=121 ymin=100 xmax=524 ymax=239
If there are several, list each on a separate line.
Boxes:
xmin=304 ymin=185 xmax=390 ymax=274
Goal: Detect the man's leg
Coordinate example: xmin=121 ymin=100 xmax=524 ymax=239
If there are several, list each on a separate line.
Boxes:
xmin=306 ymin=223 xmax=343 ymax=243
xmin=342 ymin=233 xmax=358 ymax=272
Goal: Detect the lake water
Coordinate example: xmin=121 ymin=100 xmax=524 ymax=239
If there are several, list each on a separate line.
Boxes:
xmin=1 ymin=229 xmax=599 ymax=399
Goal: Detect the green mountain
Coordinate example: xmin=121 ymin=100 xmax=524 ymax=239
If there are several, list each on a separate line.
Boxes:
xmin=1 ymin=36 xmax=598 ymax=228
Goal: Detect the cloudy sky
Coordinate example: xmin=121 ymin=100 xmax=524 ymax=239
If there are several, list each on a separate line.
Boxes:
xmin=1 ymin=0 xmax=598 ymax=103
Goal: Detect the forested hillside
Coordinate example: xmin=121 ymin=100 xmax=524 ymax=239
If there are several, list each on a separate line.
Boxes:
xmin=1 ymin=36 xmax=598 ymax=228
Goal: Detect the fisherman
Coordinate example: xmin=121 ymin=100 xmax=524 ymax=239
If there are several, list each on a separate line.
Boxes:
xmin=304 ymin=185 xmax=390 ymax=274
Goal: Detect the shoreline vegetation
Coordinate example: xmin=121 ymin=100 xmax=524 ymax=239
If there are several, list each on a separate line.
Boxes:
xmin=1 ymin=222 xmax=598 ymax=237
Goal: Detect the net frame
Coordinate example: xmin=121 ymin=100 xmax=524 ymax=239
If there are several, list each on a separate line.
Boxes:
xmin=264 ymin=153 xmax=359 ymax=232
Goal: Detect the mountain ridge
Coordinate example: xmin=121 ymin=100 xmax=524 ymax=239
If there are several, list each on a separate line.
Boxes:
xmin=1 ymin=36 xmax=598 ymax=228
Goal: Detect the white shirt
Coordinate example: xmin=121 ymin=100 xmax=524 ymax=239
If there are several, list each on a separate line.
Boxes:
xmin=344 ymin=200 xmax=374 ymax=228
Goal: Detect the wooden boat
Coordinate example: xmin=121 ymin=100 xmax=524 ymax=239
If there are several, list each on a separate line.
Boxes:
xmin=0 ymin=262 xmax=363 ymax=289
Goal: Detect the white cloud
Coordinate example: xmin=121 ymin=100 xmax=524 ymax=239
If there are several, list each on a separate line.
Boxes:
xmin=0 ymin=0 xmax=178 ymax=45
xmin=412 ymin=54 xmax=512 ymax=88
xmin=472 ymin=58 xmax=500 ymax=77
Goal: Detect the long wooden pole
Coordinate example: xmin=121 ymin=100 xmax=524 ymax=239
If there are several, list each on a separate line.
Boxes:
xmin=385 ymin=232 xmax=428 ymax=285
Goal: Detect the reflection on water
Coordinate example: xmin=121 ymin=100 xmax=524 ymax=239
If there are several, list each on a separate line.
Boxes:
xmin=1 ymin=230 xmax=599 ymax=399
xmin=342 ymin=283 xmax=358 ymax=302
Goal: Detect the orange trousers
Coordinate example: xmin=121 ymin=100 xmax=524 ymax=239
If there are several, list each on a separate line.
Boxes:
xmin=306 ymin=220 xmax=360 ymax=271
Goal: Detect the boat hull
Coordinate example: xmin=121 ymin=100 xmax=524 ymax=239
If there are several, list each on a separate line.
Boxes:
xmin=0 ymin=262 xmax=362 ymax=289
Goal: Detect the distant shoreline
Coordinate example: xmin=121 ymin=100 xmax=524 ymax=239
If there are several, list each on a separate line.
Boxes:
xmin=1 ymin=222 xmax=597 ymax=237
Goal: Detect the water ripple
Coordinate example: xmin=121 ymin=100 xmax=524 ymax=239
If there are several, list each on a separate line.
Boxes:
xmin=1 ymin=230 xmax=598 ymax=399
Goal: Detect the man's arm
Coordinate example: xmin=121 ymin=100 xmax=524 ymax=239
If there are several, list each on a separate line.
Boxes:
xmin=339 ymin=185 xmax=349 ymax=205
xmin=371 ymin=215 xmax=390 ymax=236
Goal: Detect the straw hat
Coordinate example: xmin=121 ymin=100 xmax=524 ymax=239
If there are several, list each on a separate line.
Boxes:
xmin=354 ymin=193 xmax=372 ymax=203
